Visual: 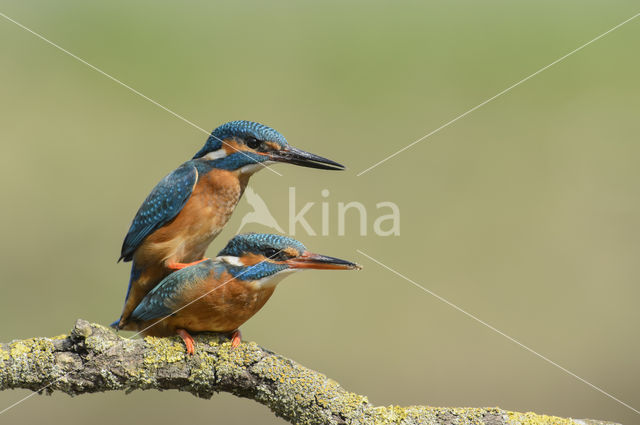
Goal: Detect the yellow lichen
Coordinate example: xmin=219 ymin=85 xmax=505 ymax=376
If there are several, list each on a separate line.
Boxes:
xmin=6 ymin=337 xmax=57 ymax=380
xmin=0 ymin=324 xmax=607 ymax=425
xmin=143 ymin=336 xmax=188 ymax=365
xmin=10 ymin=341 xmax=32 ymax=357
xmin=506 ymin=410 xmax=579 ymax=425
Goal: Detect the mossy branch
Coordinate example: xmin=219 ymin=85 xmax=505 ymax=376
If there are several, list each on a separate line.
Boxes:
xmin=0 ymin=320 xmax=619 ymax=425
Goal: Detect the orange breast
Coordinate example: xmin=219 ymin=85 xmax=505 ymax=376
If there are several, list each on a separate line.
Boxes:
xmin=139 ymin=273 xmax=276 ymax=337
xmin=136 ymin=168 xmax=247 ymax=266
xmin=122 ymin=169 xmax=250 ymax=326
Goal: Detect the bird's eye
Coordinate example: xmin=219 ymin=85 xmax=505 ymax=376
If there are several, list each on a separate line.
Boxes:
xmin=246 ymin=137 xmax=261 ymax=149
xmin=265 ymin=248 xmax=280 ymax=259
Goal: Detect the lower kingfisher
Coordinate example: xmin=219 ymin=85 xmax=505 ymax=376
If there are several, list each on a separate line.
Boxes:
xmin=115 ymin=121 xmax=344 ymax=330
xmin=119 ymin=233 xmax=361 ymax=354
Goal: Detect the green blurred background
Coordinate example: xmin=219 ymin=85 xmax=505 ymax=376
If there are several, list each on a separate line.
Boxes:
xmin=1 ymin=1 xmax=639 ymax=424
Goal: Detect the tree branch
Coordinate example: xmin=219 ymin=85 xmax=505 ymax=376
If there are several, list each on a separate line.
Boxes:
xmin=0 ymin=320 xmax=619 ymax=425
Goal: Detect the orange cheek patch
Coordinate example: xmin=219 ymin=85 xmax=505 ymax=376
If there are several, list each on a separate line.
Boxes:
xmin=283 ymin=247 xmax=299 ymax=258
xmin=240 ymin=253 xmax=268 ymax=266
xmin=264 ymin=141 xmax=282 ymax=151
xmin=242 ymin=248 xmax=300 ymax=265
xmin=222 ymin=139 xmax=250 ymax=154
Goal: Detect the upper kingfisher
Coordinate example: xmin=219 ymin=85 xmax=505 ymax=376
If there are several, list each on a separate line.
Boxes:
xmin=115 ymin=121 xmax=344 ymax=329
xmin=120 ymin=233 xmax=361 ymax=354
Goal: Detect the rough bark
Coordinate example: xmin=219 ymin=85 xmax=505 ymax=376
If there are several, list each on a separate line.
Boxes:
xmin=0 ymin=320 xmax=619 ymax=425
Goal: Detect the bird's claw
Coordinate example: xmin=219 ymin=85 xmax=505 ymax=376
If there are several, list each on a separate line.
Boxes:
xmin=177 ymin=328 xmax=195 ymax=355
xmin=230 ymin=329 xmax=242 ymax=348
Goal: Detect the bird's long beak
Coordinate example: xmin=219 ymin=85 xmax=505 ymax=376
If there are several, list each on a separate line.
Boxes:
xmin=286 ymin=252 xmax=361 ymax=270
xmin=269 ymin=146 xmax=345 ymax=170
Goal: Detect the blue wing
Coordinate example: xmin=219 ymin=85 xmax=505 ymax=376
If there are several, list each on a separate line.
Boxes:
xmin=119 ymin=162 xmax=198 ymax=262
xmin=130 ymin=260 xmax=214 ymax=322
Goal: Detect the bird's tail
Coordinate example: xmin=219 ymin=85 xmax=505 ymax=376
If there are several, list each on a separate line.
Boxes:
xmin=109 ymin=263 xmax=143 ymax=330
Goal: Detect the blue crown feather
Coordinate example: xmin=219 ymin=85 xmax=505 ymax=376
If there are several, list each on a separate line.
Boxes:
xmin=193 ymin=120 xmax=288 ymax=159
xmin=218 ymin=233 xmax=306 ymax=258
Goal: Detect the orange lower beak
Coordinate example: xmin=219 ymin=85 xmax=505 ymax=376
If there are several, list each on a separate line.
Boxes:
xmin=286 ymin=252 xmax=361 ymax=270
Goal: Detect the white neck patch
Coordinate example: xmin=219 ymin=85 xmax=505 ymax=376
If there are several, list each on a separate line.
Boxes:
xmin=202 ymin=148 xmax=227 ymax=161
xmin=216 ymin=255 xmax=244 ymax=267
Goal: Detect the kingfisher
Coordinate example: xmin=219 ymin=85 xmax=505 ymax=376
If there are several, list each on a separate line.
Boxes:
xmin=120 ymin=233 xmax=360 ymax=354
xmin=115 ymin=121 xmax=344 ymax=330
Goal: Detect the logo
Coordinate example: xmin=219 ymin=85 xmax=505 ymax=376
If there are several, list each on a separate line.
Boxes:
xmin=237 ymin=186 xmax=285 ymax=234
xmin=237 ymin=186 xmax=400 ymax=237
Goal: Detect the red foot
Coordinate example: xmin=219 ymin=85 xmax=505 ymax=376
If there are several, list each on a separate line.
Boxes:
xmin=230 ymin=329 xmax=242 ymax=348
xmin=177 ymin=328 xmax=195 ymax=355
xmin=167 ymin=258 xmax=210 ymax=270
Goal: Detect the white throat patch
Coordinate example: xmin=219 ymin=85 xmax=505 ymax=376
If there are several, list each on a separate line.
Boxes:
xmin=254 ymin=268 xmax=298 ymax=288
xmin=239 ymin=160 xmax=274 ymax=175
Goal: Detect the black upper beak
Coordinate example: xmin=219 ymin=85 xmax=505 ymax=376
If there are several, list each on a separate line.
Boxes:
xmin=270 ymin=146 xmax=345 ymax=170
xmin=286 ymin=252 xmax=362 ymax=270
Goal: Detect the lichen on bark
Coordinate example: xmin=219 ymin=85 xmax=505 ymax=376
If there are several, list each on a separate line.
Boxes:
xmin=0 ymin=320 xmax=620 ymax=425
